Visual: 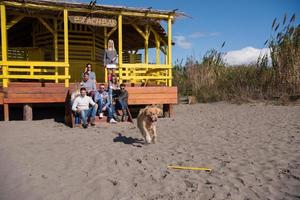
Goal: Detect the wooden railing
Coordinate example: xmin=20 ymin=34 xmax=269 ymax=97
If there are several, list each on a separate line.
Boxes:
xmin=0 ymin=61 xmax=70 ymax=87
xmin=116 ymin=63 xmax=172 ymax=86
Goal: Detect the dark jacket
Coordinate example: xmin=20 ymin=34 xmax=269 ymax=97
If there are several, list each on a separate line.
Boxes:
xmin=118 ymin=89 xmax=128 ymax=104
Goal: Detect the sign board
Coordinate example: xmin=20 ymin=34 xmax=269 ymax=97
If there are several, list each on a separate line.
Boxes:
xmin=69 ymin=16 xmax=117 ymax=27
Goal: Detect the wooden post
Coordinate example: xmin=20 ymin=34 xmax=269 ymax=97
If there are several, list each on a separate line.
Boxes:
xmin=54 ymin=18 xmax=58 ymax=83
xmin=144 ymin=25 xmax=149 ymax=64
xmin=23 ymin=104 xmax=33 ymax=121
xmin=167 ymin=17 xmax=172 ymax=87
xmin=64 ymin=9 xmax=69 ymax=87
xmin=4 ymin=104 xmax=9 ymax=121
xmin=104 ymin=27 xmax=108 ymax=83
xmin=163 ymin=104 xmax=173 ymax=118
xmin=155 ymin=38 xmax=160 ymax=64
xmin=118 ymin=14 xmax=123 ymax=83
xmin=1 ymin=5 xmax=8 ymax=87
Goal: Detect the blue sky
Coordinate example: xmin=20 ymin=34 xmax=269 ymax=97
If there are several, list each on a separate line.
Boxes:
xmin=80 ymin=0 xmax=300 ymax=65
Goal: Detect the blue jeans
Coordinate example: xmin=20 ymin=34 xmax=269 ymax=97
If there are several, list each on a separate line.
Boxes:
xmin=75 ymin=113 xmax=81 ymax=124
xmin=97 ymin=99 xmax=115 ymax=120
xmin=118 ymin=99 xmax=127 ymax=110
xmin=79 ymin=107 xmax=97 ymax=125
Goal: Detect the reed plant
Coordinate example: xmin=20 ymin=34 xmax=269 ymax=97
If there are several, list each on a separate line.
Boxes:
xmin=173 ymin=14 xmax=300 ymax=102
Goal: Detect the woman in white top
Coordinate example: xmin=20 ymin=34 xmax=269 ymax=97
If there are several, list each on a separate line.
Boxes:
xmin=104 ymin=39 xmax=118 ymax=84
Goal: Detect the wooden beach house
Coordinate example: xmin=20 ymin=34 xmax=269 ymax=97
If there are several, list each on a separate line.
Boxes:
xmin=0 ymin=0 xmax=180 ymax=122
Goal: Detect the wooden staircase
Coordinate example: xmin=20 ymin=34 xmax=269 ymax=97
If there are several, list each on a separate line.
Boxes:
xmin=0 ymin=83 xmax=177 ymax=121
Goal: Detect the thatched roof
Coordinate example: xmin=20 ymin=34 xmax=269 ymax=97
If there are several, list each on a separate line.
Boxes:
xmin=5 ymin=0 xmax=183 ymax=19
xmin=4 ymin=0 xmax=181 ymax=49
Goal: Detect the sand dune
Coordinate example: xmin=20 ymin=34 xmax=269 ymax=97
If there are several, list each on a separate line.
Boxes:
xmin=0 ymin=102 xmax=299 ymax=200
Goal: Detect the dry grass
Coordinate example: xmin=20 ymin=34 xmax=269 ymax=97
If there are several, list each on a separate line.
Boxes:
xmin=173 ymin=15 xmax=300 ymax=103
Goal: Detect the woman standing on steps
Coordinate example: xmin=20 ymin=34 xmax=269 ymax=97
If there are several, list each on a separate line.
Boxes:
xmin=104 ymin=39 xmax=118 ymax=85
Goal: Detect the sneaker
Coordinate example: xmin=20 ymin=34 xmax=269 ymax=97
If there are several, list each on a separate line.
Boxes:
xmin=90 ymin=118 xmax=95 ymax=126
xmin=109 ymin=118 xmax=117 ymax=124
xmin=99 ymin=112 xmax=103 ymax=119
xmin=113 ymin=113 xmax=120 ymax=122
xmin=82 ymin=124 xmax=88 ymax=129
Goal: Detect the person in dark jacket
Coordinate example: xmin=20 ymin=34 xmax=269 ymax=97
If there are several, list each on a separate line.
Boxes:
xmin=116 ymin=83 xmax=128 ymax=121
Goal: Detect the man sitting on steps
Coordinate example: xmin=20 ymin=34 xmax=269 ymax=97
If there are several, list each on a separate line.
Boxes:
xmin=94 ymin=84 xmax=118 ymax=124
xmin=72 ymin=87 xmax=98 ymax=128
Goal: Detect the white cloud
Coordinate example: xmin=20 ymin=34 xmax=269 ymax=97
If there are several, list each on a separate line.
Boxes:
xmin=174 ymin=35 xmax=192 ymax=49
xmin=209 ymin=32 xmax=220 ymax=37
xmin=188 ymin=32 xmax=220 ymax=39
xmin=223 ymin=46 xmax=270 ymax=66
xmin=189 ymin=32 xmax=206 ymax=38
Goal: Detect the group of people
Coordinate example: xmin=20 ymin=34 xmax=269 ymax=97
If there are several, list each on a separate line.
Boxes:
xmin=71 ymin=40 xmax=128 ymax=128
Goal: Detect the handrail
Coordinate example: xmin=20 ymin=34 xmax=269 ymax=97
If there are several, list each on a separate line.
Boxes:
xmin=117 ymin=63 xmax=172 ymax=86
xmin=0 ymin=61 xmax=70 ymax=87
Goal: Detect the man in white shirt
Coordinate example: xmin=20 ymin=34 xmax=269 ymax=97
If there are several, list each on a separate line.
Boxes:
xmin=72 ymin=87 xmax=98 ymax=128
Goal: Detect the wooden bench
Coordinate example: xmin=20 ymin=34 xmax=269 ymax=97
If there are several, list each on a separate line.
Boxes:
xmin=1 ymin=83 xmax=177 ymax=121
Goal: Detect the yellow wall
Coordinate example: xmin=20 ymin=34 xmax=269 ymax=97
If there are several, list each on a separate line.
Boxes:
xmin=33 ymin=21 xmax=105 ymax=83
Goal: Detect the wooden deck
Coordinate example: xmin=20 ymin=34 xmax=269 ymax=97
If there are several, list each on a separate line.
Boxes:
xmin=0 ymin=83 xmax=178 ymax=121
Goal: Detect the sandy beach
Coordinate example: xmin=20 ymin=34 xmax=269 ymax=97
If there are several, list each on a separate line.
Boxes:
xmin=0 ymin=102 xmax=299 ymax=200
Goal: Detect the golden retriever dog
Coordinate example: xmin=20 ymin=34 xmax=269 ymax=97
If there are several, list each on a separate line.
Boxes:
xmin=137 ymin=105 xmax=162 ymax=144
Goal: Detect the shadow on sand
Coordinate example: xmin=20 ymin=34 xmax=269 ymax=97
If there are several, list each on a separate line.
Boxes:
xmin=113 ymin=133 xmax=144 ymax=147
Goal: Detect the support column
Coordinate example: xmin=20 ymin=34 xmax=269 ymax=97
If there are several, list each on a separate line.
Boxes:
xmin=54 ymin=19 xmax=58 ymax=83
xmin=64 ymin=9 xmax=69 ymax=87
xmin=163 ymin=104 xmax=173 ymax=118
xmin=104 ymin=27 xmax=108 ymax=83
xmin=118 ymin=14 xmax=123 ymax=83
xmin=144 ymin=25 xmax=149 ymax=64
xmin=1 ymin=5 xmax=8 ymax=87
xmin=23 ymin=104 xmax=33 ymax=121
xmin=155 ymin=38 xmax=160 ymax=64
xmin=4 ymin=104 xmax=9 ymax=121
xmin=167 ymin=17 xmax=172 ymax=86
xmin=164 ymin=44 xmax=168 ymax=64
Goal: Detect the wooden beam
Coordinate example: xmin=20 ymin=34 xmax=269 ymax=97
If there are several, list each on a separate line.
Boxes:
xmin=144 ymin=25 xmax=149 ymax=64
xmin=37 ymin=17 xmax=54 ymax=34
xmin=167 ymin=17 xmax=172 ymax=66
xmin=23 ymin=104 xmax=33 ymax=121
xmin=167 ymin=17 xmax=172 ymax=86
xmin=131 ymin=23 xmax=146 ymax=40
xmin=3 ymin=1 xmax=173 ymax=19
xmin=0 ymin=61 xmax=68 ymax=67
xmin=118 ymin=14 xmax=123 ymax=82
xmin=4 ymin=103 xmax=9 ymax=121
xmin=155 ymin=38 xmax=160 ymax=64
xmin=1 ymin=5 xmax=8 ymax=88
xmin=104 ymin=27 xmax=108 ymax=83
xmin=54 ymin=19 xmax=59 ymax=83
xmin=107 ymin=26 xmax=118 ymax=38
xmin=64 ymin=9 xmax=69 ymax=87
xmin=6 ymin=15 xmax=24 ymax=30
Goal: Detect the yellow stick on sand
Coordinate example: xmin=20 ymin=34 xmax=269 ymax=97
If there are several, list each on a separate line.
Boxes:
xmin=167 ymin=165 xmax=212 ymax=172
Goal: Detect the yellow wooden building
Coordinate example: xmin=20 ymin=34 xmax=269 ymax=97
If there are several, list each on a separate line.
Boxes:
xmin=0 ymin=0 xmax=179 ymax=121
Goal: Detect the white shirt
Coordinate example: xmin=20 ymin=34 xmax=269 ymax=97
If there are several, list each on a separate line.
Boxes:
xmin=72 ymin=95 xmax=96 ymax=111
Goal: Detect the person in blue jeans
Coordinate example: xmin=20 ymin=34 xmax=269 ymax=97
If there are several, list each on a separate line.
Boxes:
xmin=94 ymin=84 xmax=118 ymax=123
xmin=72 ymin=87 xmax=98 ymax=128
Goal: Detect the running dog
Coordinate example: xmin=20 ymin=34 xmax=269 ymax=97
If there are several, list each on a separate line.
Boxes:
xmin=137 ymin=105 xmax=162 ymax=144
